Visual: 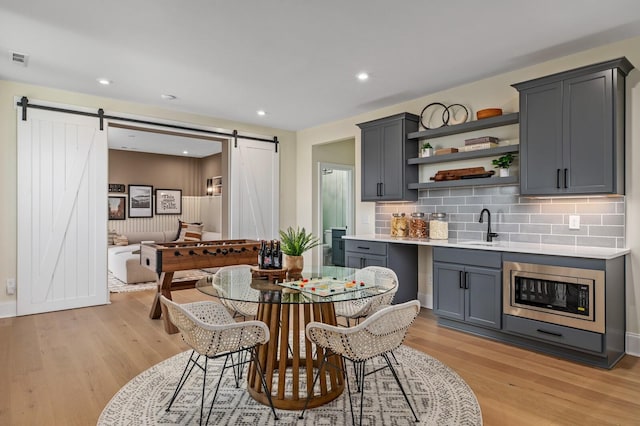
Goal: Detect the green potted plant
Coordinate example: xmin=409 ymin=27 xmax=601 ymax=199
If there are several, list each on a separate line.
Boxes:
xmin=421 ymin=142 xmax=433 ymax=158
xmin=492 ymin=153 xmax=516 ymax=177
xmin=279 ymin=226 xmax=321 ymax=277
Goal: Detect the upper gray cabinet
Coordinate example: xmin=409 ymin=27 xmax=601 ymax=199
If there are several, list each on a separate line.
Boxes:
xmin=357 ymin=113 xmax=419 ymax=201
xmin=513 ymin=57 xmax=633 ymax=196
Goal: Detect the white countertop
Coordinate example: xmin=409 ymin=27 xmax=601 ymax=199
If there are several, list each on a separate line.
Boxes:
xmin=343 ymin=234 xmax=629 ymax=260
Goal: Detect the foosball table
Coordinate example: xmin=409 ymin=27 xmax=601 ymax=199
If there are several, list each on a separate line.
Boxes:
xmin=141 ymin=239 xmax=260 ymax=333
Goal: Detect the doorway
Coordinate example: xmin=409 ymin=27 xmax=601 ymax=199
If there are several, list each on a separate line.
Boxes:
xmin=318 ymin=162 xmax=354 ymax=266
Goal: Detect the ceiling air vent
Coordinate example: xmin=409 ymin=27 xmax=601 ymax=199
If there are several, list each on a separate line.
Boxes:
xmin=11 ymin=51 xmax=29 ymax=66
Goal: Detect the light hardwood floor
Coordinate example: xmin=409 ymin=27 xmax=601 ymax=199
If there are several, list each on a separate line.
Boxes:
xmin=1 ymin=289 xmax=638 ymax=425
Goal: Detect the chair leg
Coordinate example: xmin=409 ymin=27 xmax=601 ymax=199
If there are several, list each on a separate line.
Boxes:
xmin=204 ymin=354 xmax=233 ymax=425
xmin=167 ymin=350 xmax=200 ymax=412
xmin=390 ymin=350 xmax=399 ymax=365
xmin=356 ymin=360 xmax=366 ymax=426
xmin=382 ymin=353 xmax=419 ymax=422
xmin=344 ymin=357 xmax=356 ymax=426
xmin=250 ymin=347 xmax=279 ymax=420
xmin=299 ymin=352 xmax=329 ymax=419
xmin=199 ymin=357 xmax=208 ymax=426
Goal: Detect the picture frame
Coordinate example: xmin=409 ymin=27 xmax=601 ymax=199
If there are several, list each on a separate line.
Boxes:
xmin=108 ymin=196 xmax=126 ymax=220
xmin=155 ymin=189 xmax=182 ymax=215
xmin=128 ymin=184 xmax=153 ymax=218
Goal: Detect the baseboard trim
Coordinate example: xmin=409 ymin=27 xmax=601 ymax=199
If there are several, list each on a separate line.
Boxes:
xmin=627 ymin=332 xmax=640 ymax=357
xmin=0 ymin=300 xmax=17 ymax=318
xmin=418 ymin=291 xmax=433 ymax=309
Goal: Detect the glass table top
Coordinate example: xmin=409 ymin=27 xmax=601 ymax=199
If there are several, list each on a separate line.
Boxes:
xmin=195 ymin=265 xmax=394 ymax=304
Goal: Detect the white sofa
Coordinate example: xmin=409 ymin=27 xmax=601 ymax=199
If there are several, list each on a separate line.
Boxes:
xmin=108 ymin=230 xmax=221 ymax=284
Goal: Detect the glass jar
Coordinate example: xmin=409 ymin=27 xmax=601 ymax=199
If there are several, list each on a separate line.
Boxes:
xmin=390 ymin=213 xmax=409 ymax=237
xmin=409 ymin=212 xmax=428 ymax=238
xmin=429 ymin=212 xmax=449 ymax=240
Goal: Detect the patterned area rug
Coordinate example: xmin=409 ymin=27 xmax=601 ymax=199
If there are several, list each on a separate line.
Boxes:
xmin=107 ymin=272 xmax=157 ymax=293
xmin=98 ymin=345 xmax=482 ymax=425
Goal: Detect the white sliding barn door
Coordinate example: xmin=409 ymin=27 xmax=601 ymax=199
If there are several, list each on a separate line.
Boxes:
xmin=229 ymin=138 xmax=279 ymax=240
xmin=17 ymin=108 xmax=108 ymax=315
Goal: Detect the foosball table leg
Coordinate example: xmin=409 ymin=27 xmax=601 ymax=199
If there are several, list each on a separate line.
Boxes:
xmin=149 ymin=272 xmax=179 ymax=334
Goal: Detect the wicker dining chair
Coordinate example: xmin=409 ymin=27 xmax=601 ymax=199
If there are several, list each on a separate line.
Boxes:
xmin=160 ymin=296 xmax=278 ymax=425
xmin=300 ymin=300 xmax=421 ymax=426
xmin=211 ymin=265 xmax=259 ymax=319
xmin=334 ymin=266 xmax=399 ymax=327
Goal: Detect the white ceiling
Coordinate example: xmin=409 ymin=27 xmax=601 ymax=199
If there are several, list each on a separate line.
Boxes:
xmin=108 ymin=126 xmax=222 ymax=158
xmin=1 ymin=1 xmax=640 ymax=131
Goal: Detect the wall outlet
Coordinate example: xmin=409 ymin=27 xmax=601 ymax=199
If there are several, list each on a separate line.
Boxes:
xmin=569 ymin=215 xmax=580 ymax=230
xmin=6 ymin=278 xmax=16 ymax=295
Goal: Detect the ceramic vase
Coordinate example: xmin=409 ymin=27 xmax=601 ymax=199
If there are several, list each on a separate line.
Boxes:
xmin=421 ymin=148 xmax=433 ymax=158
xmin=499 ymin=168 xmax=510 ymax=177
xmin=283 ymin=254 xmax=304 ymax=280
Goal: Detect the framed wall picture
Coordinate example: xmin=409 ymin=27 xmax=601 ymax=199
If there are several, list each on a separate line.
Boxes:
xmin=108 ymin=196 xmax=126 ymax=220
xmin=128 ymin=184 xmax=153 ymax=218
xmin=155 ymin=189 xmax=182 ymax=215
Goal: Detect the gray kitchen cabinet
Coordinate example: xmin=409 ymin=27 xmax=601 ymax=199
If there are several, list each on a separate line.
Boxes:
xmin=344 ymin=239 xmax=418 ymax=303
xmin=433 ymin=247 xmax=502 ymax=330
xmin=513 ymin=57 xmax=633 ymax=196
xmin=357 ymin=113 xmax=419 ymax=201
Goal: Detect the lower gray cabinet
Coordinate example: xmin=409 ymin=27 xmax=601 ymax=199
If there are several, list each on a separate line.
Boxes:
xmin=344 ymin=239 xmax=418 ymax=303
xmin=433 ymin=247 xmax=502 ymax=330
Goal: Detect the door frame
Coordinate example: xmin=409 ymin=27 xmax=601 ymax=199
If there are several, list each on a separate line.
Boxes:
xmin=315 ymin=161 xmax=355 ymax=266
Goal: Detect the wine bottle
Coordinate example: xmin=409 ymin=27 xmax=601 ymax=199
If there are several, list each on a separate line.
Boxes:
xmin=273 ymin=240 xmax=281 ymax=269
xmin=264 ymin=240 xmax=272 ymax=269
xmin=258 ymin=240 xmax=265 ymax=269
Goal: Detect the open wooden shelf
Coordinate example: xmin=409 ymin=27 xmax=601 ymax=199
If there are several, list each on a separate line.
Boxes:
xmin=407 ymin=112 xmax=519 ymax=140
xmin=408 ymin=144 xmax=519 ymax=165
xmin=408 ymin=175 xmax=518 ymax=190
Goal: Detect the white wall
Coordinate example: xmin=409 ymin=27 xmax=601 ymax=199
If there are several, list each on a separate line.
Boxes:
xmin=295 ymin=36 xmax=640 ymax=340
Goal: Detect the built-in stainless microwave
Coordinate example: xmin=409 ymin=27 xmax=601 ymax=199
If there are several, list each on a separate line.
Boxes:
xmin=503 ymin=261 xmax=605 ymax=333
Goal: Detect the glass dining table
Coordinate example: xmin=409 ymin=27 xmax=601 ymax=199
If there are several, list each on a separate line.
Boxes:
xmin=195 ymin=265 xmax=394 ymax=411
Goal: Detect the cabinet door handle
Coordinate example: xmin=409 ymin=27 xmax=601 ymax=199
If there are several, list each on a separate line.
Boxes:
xmin=376 ymin=183 xmax=380 ymax=196
xmin=459 ymin=271 xmax=464 ymax=289
xmin=564 ymin=168 xmax=568 ymax=188
xmin=556 ymin=169 xmax=561 ymax=189
xmin=536 ymin=328 xmax=563 ymax=337
xmin=356 ymin=246 xmax=370 ymax=250
xmin=379 ymin=182 xmax=384 ymax=196
xmin=360 ymin=257 xmax=365 ymax=268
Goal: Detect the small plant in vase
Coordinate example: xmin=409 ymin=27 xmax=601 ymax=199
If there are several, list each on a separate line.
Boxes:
xmin=421 ymin=142 xmax=433 ymax=158
xmin=279 ymin=226 xmax=321 ymax=279
xmin=492 ymin=153 xmax=516 ymax=177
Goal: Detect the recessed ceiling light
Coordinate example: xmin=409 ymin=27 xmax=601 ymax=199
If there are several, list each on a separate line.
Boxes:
xmin=161 ymin=94 xmax=176 ymax=100
xmin=257 ymin=110 xmax=266 ymax=116
xmin=356 ymin=72 xmax=369 ymax=81
xmin=183 ymin=150 xmax=188 ymax=155
xmin=97 ymin=78 xmax=112 ymax=85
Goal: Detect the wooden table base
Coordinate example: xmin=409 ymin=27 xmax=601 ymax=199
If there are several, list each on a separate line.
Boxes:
xmin=247 ymin=302 xmax=344 ymax=410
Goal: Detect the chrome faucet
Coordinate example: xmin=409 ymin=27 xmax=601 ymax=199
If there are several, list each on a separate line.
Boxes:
xmin=479 ymin=208 xmax=499 ymax=242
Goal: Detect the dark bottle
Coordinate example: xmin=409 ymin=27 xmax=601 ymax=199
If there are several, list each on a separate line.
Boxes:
xmin=264 ymin=240 xmax=272 ymax=269
xmin=273 ymin=240 xmax=281 ymax=269
xmin=258 ymin=240 xmax=265 ymax=269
